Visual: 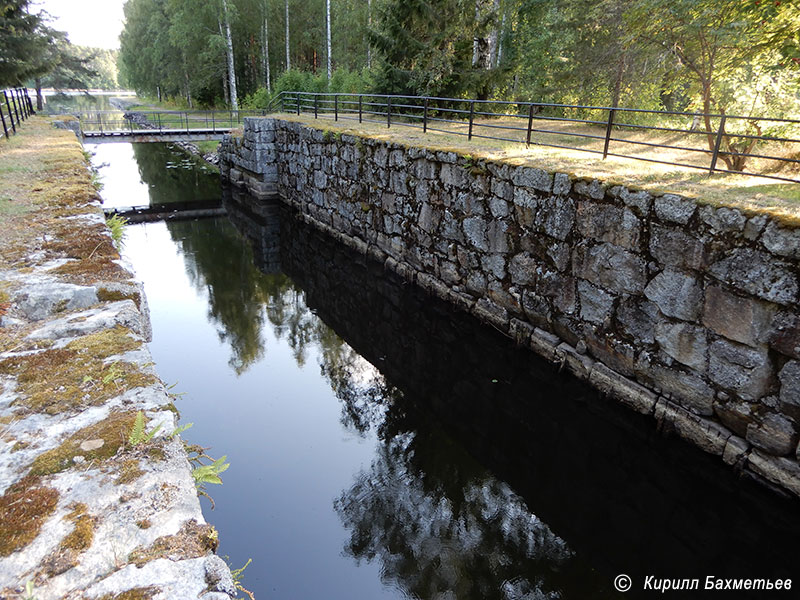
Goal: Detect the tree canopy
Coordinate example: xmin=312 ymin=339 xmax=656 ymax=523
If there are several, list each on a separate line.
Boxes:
xmin=115 ymin=0 xmax=799 ymax=127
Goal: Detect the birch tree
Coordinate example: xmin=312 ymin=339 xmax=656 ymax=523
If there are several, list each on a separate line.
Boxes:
xmin=262 ymin=0 xmax=272 ymax=92
xmin=221 ymin=0 xmax=238 ymax=109
xmin=326 ymin=0 xmax=332 ymax=81
xmin=285 ymin=0 xmax=291 ymax=70
xmin=367 ymin=0 xmax=372 ymax=69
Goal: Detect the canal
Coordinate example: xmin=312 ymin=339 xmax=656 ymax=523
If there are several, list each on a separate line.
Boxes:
xmin=89 ymin=140 xmax=800 ymax=600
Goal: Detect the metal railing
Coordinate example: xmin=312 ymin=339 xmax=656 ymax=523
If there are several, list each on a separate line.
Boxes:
xmin=1 ymin=88 xmax=35 ymax=139
xmin=72 ymin=109 xmax=269 ymax=135
xmin=271 ymin=91 xmax=800 ymax=184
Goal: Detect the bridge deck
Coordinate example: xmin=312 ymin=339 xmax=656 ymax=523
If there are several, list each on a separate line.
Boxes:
xmin=83 ymin=128 xmax=231 ymax=143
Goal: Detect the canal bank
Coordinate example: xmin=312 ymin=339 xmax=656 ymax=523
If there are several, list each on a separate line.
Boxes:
xmin=220 ymin=116 xmax=800 ymax=500
xmin=0 ymin=117 xmax=236 ymax=599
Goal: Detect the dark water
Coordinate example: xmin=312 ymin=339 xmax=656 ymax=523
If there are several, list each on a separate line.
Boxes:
xmin=95 ymin=143 xmax=800 ymax=600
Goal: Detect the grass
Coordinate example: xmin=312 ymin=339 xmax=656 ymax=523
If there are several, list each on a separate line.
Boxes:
xmin=0 ymin=116 xmax=98 ymax=270
xmin=272 ymin=112 xmax=800 ymax=225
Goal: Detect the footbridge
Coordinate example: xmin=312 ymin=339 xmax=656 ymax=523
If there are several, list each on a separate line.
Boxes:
xmin=65 ymin=109 xmax=269 ymax=142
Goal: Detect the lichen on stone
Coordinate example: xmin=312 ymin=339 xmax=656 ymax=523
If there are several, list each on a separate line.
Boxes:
xmin=0 ymin=475 xmax=59 ymax=557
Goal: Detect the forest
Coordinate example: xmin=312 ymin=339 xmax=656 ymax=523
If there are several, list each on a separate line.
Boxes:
xmin=115 ymin=0 xmax=800 ymax=122
xmin=1 ymin=1 xmax=119 ymax=92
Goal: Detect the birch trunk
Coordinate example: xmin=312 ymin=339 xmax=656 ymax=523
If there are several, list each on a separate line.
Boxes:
xmin=262 ymin=1 xmax=271 ymax=92
xmin=326 ymin=0 xmax=332 ymax=82
xmin=366 ymin=0 xmax=372 ymax=69
xmin=495 ymin=10 xmax=506 ymax=67
xmin=221 ymin=0 xmax=238 ymax=109
xmin=488 ymin=0 xmax=501 ymax=68
xmin=285 ymin=0 xmax=291 ymax=70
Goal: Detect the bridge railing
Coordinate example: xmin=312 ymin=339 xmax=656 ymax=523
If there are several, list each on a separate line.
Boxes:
xmin=75 ymin=109 xmax=269 ymax=134
xmin=1 ymin=88 xmax=36 ymax=139
xmin=271 ymin=91 xmax=800 ymax=184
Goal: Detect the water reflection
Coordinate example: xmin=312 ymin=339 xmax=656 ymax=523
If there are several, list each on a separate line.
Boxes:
xmin=220 ymin=190 xmax=800 ymax=599
xmin=113 ymin=140 xmax=800 ymax=600
xmin=89 ymin=142 xmax=219 ymax=211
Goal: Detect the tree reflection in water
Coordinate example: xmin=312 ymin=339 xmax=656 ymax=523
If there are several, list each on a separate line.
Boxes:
xmin=334 ymin=421 xmax=574 ymax=600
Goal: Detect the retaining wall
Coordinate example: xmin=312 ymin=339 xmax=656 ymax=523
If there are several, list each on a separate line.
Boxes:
xmin=220 ymin=117 xmax=800 ymax=498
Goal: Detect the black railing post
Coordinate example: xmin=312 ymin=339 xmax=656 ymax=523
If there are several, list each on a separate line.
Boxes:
xmin=14 ymin=90 xmax=22 ymax=119
xmin=526 ymin=103 xmax=534 ymax=148
xmin=603 ymin=107 xmax=616 ymax=159
xmin=423 ymin=97 xmax=428 ymax=133
xmin=334 ymin=94 xmax=338 ymax=121
xmin=3 ymin=92 xmax=15 ymax=133
xmin=468 ymin=100 xmax=475 ymax=141
xmin=358 ymin=95 xmax=363 ymax=123
xmin=387 ymin=96 xmax=392 ymax=128
xmin=314 ymin=95 xmax=318 ymax=119
xmin=10 ymin=90 xmax=20 ymax=125
xmin=296 ymin=92 xmax=300 ymax=115
xmin=14 ymin=90 xmax=23 ymax=119
xmin=0 ymin=103 xmax=8 ymax=138
xmin=22 ymin=89 xmax=30 ymax=118
xmin=211 ymin=110 xmax=214 ymax=132
xmin=709 ymin=114 xmax=727 ymax=175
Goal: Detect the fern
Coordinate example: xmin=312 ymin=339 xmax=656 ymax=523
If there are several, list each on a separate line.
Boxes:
xmin=128 ymin=411 xmax=164 ymax=446
xmin=170 ymin=422 xmax=193 ymax=438
xmin=192 ymin=456 xmax=230 ymax=486
xmin=128 ymin=411 xmax=145 ymax=446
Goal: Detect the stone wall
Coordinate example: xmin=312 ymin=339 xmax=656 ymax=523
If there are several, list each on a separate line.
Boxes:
xmin=220 ymin=117 xmax=800 ymax=498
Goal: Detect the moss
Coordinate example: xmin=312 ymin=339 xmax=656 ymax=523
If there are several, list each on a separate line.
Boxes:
xmin=60 ymin=502 xmax=96 ymax=551
xmin=28 ymin=411 xmax=138 ymax=476
xmin=11 ymin=440 xmax=30 ymax=452
xmin=360 ymin=202 xmax=371 ymax=213
xmin=68 ymin=325 xmax=141 ymax=358
xmin=147 ymin=446 xmax=166 ymax=462
xmin=115 ymin=459 xmax=145 ymax=485
xmin=51 ymin=255 xmax=131 ymax=284
xmin=128 ymin=519 xmax=219 ymax=567
xmin=0 ymin=475 xmax=60 ymax=557
xmin=95 ymin=587 xmax=160 ymax=600
xmin=0 ymin=327 xmax=154 ymax=415
xmin=97 ymin=286 xmax=142 ymax=310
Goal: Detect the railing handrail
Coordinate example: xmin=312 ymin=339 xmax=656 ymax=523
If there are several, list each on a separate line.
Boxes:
xmin=0 ymin=87 xmax=35 ymax=140
xmin=266 ymin=90 xmax=800 ymax=184
xmin=274 ymin=90 xmax=800 ymax=124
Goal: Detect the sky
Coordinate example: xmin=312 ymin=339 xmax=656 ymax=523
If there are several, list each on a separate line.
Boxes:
xmin=33 ymin=0 xmax=126 ymax=50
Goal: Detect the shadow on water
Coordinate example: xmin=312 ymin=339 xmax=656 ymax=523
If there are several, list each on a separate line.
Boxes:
xmin=210 ymin=188 xmax=798 ymax=599
xmin=118 ymin=134 xmax=800 ymax=598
